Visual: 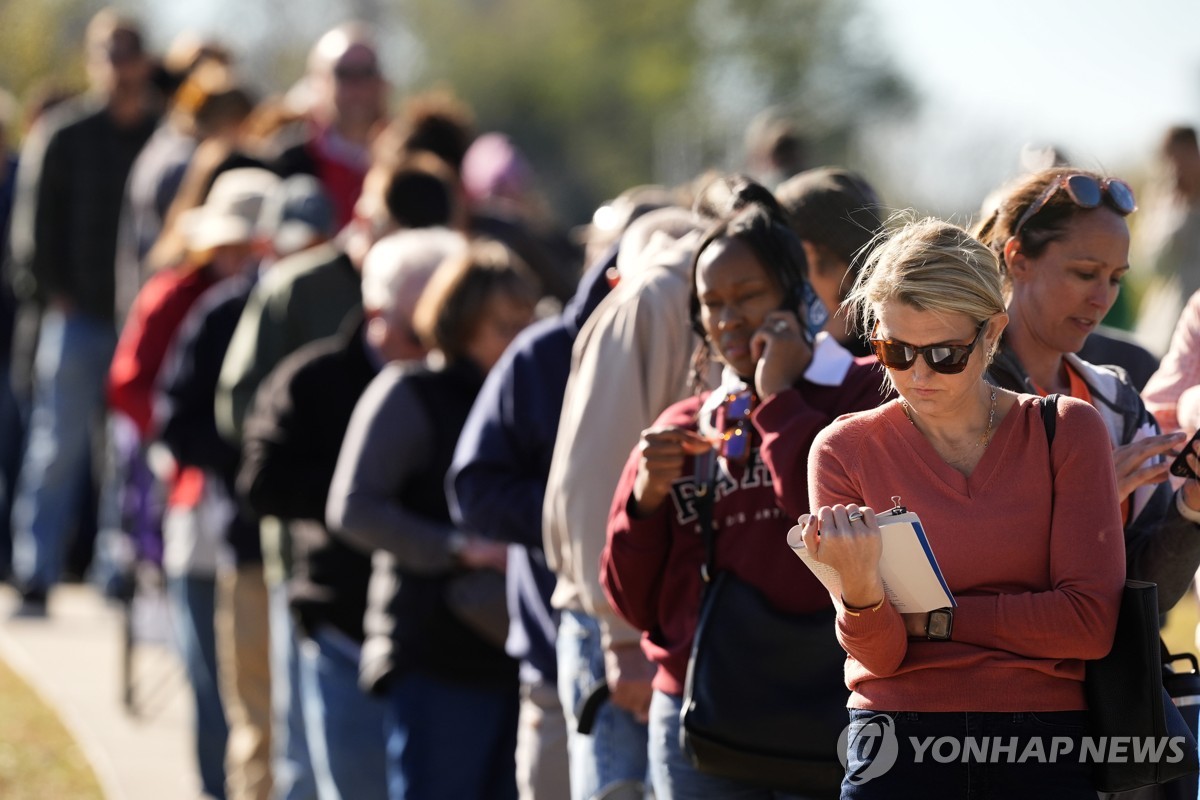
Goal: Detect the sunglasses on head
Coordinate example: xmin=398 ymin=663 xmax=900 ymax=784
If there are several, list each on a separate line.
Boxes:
xmin=870 ymin=322 xmax=987 ymax=375
xmin=714 ymin=389 xmax=754 ymax=462
xmin=1012 ymin=174 xmax=1136 ymax=238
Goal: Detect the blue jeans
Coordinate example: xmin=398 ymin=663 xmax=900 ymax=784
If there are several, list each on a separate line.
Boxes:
xmin=297 ymin=626 xmax=388 ymax=800
xmin=11 ymin=309 xmax=114 ymax=592
xmin=649 ymin=690 xmax=819 ymax=800
xmin=0 ymin=361 xmax=26 ymax=579
xmin=268 ymin=577 xmax=316 ymax=800
xmin=168 ymin=574 xmax=229 ymax=800
xmin=381 ymin=670 xmax=519 ymax=800
xmin=840 ymin=708 xmax=1094 ymax=799
xmin=556 ymin=609 xmax=650 ymax=800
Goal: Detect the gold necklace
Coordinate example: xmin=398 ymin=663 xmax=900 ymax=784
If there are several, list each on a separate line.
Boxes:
xmin=900 ymin=387 xmax=998 ymax=449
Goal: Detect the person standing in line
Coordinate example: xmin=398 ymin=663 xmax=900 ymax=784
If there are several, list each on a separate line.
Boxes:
xmin=775 ymin=167 xmax=885 ymax=358
xmin=976 ymin=168 xmax=1200 ymax=616
xmin=327 ymin=242 xmax=540 ymax=799
xmin=803 ymin=218 xmax=1125 ymax=798
xmin=448 ymin=240 xmax=619 ymax=800
xmin=542 ymin=200 xmax=703 ymax=800
xmin=602 ymin=183 xmax=886 ymax=798
xmin=156 ymin=175 xmax=336 ymax=800
xmin=237 ymin=228 xmax=464 ymax=800
xmin=6 ymin=8 xmax=159 ymax=614
xmin=272 ymin=23 xmax=387 ymax=230
xmin=216 ymin=152 xmax=464 ymax=800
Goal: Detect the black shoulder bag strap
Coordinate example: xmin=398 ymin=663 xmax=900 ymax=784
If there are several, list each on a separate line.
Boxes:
xmin=1041 ymin=393 xmax=1059 ymax=444
xmin=1046 ymin=393 xmax=1192 ymax=683
xmin=695 ymin=449 xmax=718 ymax=585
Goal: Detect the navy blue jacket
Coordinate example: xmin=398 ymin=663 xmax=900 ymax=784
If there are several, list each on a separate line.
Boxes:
xmin=448 ymin=247 xmax=615 ymax=684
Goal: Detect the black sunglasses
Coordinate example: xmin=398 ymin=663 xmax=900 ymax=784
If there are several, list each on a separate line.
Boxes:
xmin=870 ymin=322 xmax=987 ymax=375
xmin=1012 ymin=174 xmax=1136 ymax=238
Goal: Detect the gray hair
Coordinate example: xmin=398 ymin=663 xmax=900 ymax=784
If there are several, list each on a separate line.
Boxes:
xmin=360 ymin=227 xmax=467 ymax=316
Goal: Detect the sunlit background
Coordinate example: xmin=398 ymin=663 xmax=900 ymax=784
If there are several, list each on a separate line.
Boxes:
xmin=2 ymin=0 xmax=1198 ymax=228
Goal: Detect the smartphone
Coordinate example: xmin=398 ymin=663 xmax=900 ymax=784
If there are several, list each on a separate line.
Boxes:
xmin=1170 ymin=428 xmax=1200 ymax=480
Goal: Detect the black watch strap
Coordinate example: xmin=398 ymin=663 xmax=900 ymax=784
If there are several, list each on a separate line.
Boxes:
xmin=926 ymin=607 xmax=954 ymax=640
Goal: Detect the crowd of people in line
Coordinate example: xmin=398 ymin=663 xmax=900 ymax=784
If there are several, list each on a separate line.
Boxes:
xmin=5 ymin=7 xmax=1200 ymax=800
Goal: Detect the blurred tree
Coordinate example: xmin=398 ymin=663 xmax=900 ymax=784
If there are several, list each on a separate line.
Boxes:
xmin=0 ymin=0 xmax=96 ymax=132
xmin=401 ymin=0 xmax=910 ymax=223
xmin=0 ymin=0 xmax=910 ymax=225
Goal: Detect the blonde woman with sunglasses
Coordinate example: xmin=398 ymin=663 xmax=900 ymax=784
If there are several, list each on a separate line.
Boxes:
xmin=976 ymin=167 xmax=1200 ymax=618
xmin=800 ymin=217 xmax=1124 ymax=798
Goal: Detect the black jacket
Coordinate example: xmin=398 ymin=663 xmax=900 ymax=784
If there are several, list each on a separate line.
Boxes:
xmin=238 ymin=312 xmax=377 ymax=641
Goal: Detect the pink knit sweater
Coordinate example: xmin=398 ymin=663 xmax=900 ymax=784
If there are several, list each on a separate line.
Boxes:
xmin=808 ymin=394 xmax=1126 ymax=712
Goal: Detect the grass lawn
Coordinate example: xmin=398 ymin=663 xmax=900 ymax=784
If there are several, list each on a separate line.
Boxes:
xmin=0 ymin=653 xmax=103 ymax=800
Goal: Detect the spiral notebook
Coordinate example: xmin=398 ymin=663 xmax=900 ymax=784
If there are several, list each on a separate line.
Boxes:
xmin=785 ymin=504 xmax=956 ymax=613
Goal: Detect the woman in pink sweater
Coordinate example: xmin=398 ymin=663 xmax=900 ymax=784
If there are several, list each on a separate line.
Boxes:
xmin=798 ymin=218 xmax=1125 ymax=798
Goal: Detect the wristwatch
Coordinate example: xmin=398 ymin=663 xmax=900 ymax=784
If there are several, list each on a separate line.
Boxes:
xmin=925 ymin=608 xmax=954 ymax=641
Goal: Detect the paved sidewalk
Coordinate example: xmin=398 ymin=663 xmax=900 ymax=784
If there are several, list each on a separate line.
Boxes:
xmin=0 ymin=583 xmax=201 ymax=800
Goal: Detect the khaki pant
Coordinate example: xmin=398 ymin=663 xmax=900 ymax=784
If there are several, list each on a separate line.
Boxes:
xmin=517 ymin=679 xmax=570 ymax=800
xmin=216 ymin=563 xmax=273 ymax=800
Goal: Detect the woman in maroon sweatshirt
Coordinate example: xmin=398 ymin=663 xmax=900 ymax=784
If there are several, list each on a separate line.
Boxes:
xmin=601 ymin=180 xmax=887 ymax=798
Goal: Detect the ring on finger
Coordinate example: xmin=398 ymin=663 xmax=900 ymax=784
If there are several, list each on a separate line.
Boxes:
xmin=772 ymin=319 xmax=788 ymax=333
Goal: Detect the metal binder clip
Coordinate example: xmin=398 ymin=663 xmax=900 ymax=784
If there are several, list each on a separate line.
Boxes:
xmin=888 ymin=496 xmax=907 ymax=515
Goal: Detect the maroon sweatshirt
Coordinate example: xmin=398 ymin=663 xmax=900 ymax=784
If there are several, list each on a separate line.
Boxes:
xmin=602 ymin=359 xmax=888 ymax=696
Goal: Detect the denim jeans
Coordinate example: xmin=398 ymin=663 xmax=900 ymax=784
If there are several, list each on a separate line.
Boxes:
xmin=840 ymin=708 xmax=1094 ymax=800
xmin=268 ymin=577 xmax=316 ymax=800
xmin=648 ymin=690 xmax=817 ymax=800
xmin=0 ymin=361 xmax=26 ymax=579
xmin=382 ymin=669 xmax=519 ymax=800
xmin=556 ymin=609 xmax=650 ymax=800
xmin=297 ymin=626 xmax=388 ymax=800
xmin=168 ymin=574 xmax=229 ymax=800
xmin=11 ymin=309 xmax=114 ymax=592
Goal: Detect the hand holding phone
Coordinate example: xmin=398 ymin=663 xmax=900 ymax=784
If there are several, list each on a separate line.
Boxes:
xmin=1170 ymin=428 xmax=1200 ymax=481
xmin=751 ymin=312 xmax=813 ymax=398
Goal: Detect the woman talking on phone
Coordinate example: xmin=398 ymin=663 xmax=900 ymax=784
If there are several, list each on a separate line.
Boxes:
xmin=801 ymin=218 xmax=1124 ymax=798
xmin=975 ymin=167 xmax=1200 ymax=613
xmin=599 ymin=180 xmax=886 ymax=799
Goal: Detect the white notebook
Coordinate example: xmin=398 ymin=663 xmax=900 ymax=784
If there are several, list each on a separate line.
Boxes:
xmin=786 ymin=506 xmax=955 ymax=613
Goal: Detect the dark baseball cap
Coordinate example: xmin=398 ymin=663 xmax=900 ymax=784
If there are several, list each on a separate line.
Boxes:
xmin=257 ymin=174 xmax=336 ymax=257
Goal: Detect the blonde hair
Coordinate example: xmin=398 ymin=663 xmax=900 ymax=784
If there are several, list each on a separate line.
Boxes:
xmin=845 ymin=215 xmax=1006 ymax=340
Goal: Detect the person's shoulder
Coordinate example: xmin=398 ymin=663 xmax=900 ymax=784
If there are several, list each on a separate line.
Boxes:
xmin=656 ymin=394 xmax=703 ymax=428
xmin=274 ymin=333 xmax=346 ymax=387
xmin=506 ymin=316 xmax=570 ymax=371
xmin=260 ymin=244 xmax=343 ymax=294
xmin=841 ymin=357 xmax=889 ymax=392
xmin=819 ymin=399 xmax=892 ymax=444
xmin=133 ymin=266 xmax=184 ymax=302
xmin=45 ymin=97 xmax=103 ymax=137
xmin=1040 ymin=392 xmax=1108 ymax=441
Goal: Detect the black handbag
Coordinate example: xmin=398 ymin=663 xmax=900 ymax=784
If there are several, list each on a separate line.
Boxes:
xmin=1040 ymin=395 xmax=1200 ymax=793
xmin=678 ymin=453 xmax=846 ymax=796
xmin=1085 ymin=579 xmax=1200 ymax=793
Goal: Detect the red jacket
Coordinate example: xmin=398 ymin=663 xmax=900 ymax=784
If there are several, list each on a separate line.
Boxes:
xmin=108 ymin=264 xmax=218 ymax=508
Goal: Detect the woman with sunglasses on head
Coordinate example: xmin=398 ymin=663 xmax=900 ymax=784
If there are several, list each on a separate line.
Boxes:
xmin=599 ymin=179 xmax=888 ymax=799
xmin=975 ymin=167 xmax=1200 ymax=617
xmin=800 ymin=217 xmax=1125 ymax=798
